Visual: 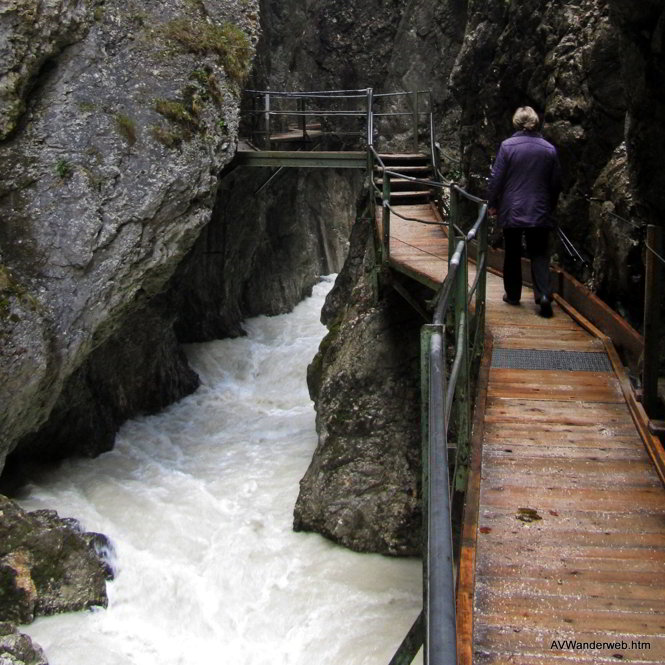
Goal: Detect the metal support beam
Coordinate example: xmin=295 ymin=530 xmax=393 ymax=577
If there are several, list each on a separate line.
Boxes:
xmin=388 ymin=612 xmax=424 ymax=665
xmin=234 ymin=150 xmax=367 ymax=169
xmin=382 ymin=174 xmax=391 ymax=262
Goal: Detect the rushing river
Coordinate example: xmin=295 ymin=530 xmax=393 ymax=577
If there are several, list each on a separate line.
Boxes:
xmin=18 ymin=275 xmax=422 ymax=665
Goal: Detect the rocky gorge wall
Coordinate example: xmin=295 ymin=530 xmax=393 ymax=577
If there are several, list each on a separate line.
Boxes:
xmin=0 ymin=0 xmax=359 ymax=474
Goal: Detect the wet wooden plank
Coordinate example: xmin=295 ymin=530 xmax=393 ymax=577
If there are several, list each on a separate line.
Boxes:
xmin=480 ymin=483 xmax=665 ymax=513
xmin=475 ymin=603 xmax=665 ymax=636
xmin=468 ymin=270 xmax=665 ymax=664
xmin=474 ymin=625 xmax=663 ymax=663
xmin=482 ymin=456 xmax=662 ymax=488
xmin=474 ymin=575 xmax=665 ymax=603
xmin=478 ymin=507 xmax=665 ymax=538
xmin=487 ymin=368 xmax=625 ymax=402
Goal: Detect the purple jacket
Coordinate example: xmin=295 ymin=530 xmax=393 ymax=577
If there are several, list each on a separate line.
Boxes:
xmin=487 ymin=131 xmax=562 ymax=229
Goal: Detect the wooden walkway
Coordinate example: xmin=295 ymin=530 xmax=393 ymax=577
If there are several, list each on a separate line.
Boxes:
xmin=380 ymin=200 xmax=665 ymax=664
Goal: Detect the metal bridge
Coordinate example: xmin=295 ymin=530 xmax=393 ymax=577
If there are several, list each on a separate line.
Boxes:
xmin=234 ymin=88 xmax=665 ymax=665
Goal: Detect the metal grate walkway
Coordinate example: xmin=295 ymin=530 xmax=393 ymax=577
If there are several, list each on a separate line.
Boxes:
xmin=490 ymin=348 xmax=613 ymax=372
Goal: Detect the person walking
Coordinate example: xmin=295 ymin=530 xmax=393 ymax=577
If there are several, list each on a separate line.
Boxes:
xmin=487 ymin=106 xmax=562 ymax=317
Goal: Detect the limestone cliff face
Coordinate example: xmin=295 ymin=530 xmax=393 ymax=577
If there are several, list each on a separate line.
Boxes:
xmin=167 ymin=166 xmax=361 ymax=343
xmin=0 ymin=0 xmax=259 ymax=467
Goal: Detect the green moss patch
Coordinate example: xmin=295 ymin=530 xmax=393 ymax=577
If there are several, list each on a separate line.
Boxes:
xmin=114 ymin=113 xmax=138 ymax=146
xmin=162 ymin=19 xmax=252 ymax=85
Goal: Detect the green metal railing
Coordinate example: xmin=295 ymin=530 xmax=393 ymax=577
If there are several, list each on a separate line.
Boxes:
xmin=242 ymin=87 xmax=435 ymax=154
xmin=377 ymin=177 xmax=488 ymax=664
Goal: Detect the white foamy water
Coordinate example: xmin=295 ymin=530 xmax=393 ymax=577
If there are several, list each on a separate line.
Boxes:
xmin=18 ymin=275 xmax=422 ymax=665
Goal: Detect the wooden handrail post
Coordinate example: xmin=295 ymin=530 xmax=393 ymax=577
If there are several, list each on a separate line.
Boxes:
xmin=643 ymin=224 xmax=663 ymax=416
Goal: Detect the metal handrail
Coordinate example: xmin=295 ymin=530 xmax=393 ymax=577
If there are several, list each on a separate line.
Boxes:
xmin=242 ymin=87 xmax=435 ymax=155
xmin=390 ymin=184 xmax=489 ymax=665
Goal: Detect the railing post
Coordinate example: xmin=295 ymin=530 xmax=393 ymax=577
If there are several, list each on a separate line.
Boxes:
xmin=643 ymin=224 xmax=663 ymax=416
xmin=300 ymin=96 xmax=307 ymax=140
xmin=448 ymin=186 xmax=459 ymax=265
xmin=475 ymin=206 xmax=488 ymax=357
xmin=413 ymin=90 xmax=420 ymax=153
xmin=453 ymin=238 xmax=471 ymax=494
xmin=263 ymin=91 xmax=271 ymax=150
xmin=366 ymin=87 xmax=374 ymax=148
xmin=382 ymin=172 xmax=391 ymax=263
xmin=419 ymin=324 xmax=435 ymax=661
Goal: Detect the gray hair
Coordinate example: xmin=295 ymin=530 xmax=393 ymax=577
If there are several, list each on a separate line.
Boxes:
xmin=512 ymin=106 xmax=540 ymax=131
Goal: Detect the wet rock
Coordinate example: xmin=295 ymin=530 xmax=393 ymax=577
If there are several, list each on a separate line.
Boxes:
xmin=0 ymin=622 xmax=48 ymax=665
xmin=167 ymin=167 xmax=361 ymax=341
xmin=0 ymin=495 xmax=112 ymax=624
xmin=588 ymin=144 xmax=643 ymax=327
xmin=0 ymin=0 xmax=94 ymax=141
xmin=10 ymin=300 xmax=200 ymax=464
xmin=294 ymin=214 xmax=423 ymax=556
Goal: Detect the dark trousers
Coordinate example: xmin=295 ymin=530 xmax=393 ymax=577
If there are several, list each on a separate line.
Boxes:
xmin=503 ymin=227 xmax=551 ymax=303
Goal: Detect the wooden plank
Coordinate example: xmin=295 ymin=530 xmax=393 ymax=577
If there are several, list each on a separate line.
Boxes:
xmin=477 ymin=560 xmax=665 ymax=587
xmin=484 ymin=397 xmax=636 ymax=422
xmin=480 ymin=484 xmax=665 ymax=513
xmin=489 ymin=368 xmax=620 ymax=385
xmin=484 ymin=443 xmax=648 ymax=461
xmin=475 ymin=584 xmax=665 ymax=617
xmin=478 ymin=507 xmax=665 ymax=536
xmin=481 ymin=456 xmax=662 ymax=489
xmin=475 ymin=603 xmax=665 ymax=636
xmin=474 ymin=575 xmax=665 ymax=603
xmin=487 ymin=384 xmax=624 ymax=404
xmin=474 ymin=625 xmax=663 ymax=663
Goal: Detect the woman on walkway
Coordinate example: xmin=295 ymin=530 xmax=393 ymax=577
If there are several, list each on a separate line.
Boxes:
xmin=487 ymin=106 xmax=562 ymax=318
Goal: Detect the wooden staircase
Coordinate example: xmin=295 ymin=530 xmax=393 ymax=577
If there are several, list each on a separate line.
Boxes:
xmin=374 ymin=153 xmax=433 ymax=205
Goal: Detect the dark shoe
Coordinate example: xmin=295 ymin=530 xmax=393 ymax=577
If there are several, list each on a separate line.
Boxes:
xmin=538 ymin=295 xmax=553 ymax=318
xmin=503 ymin=294 xmax=520 ymax=306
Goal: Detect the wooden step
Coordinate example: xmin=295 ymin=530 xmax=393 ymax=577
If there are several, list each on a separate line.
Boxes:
xmin=381 ymin=190 xmax=432 ymax=200
xmin=375 ymin=164 xmax=432 ymax=173
xmin=374 ymin=177 xmax=430 ymax=190
xmin=378 ymin=152 xmax=429 ymax=161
